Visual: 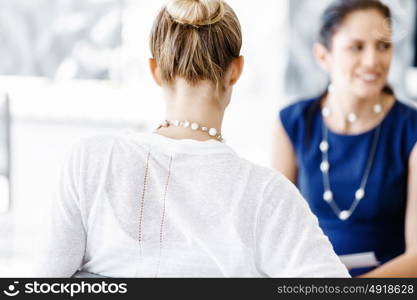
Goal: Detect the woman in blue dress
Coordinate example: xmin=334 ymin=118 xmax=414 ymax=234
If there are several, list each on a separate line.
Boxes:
xmin=272 ymin=0 xmax=417 ymax=277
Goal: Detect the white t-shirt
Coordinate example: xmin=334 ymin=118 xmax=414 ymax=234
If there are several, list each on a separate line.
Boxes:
xmin=33 ymin=131 xmax=349 ymax=278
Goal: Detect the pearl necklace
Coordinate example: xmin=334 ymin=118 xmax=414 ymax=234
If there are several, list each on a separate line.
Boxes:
xmin=320 ymin=111 xmax=382 ymax=221
xmin=325 ymin=85 xmax=383 ymax=123
xmin=157 ymin=119 xmax=224 ymax=142
xmin=321 ymin=103 xmax=383 ymax=123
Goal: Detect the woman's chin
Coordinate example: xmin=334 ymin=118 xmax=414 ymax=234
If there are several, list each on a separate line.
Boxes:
xmin=353 ymin=87 xmax=384 ymax=99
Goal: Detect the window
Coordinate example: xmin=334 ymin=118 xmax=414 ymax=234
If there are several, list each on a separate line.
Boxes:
xmin=0 ymin=94 xmax=10 ymax=213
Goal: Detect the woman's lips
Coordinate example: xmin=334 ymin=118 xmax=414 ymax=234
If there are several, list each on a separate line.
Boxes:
xmin=357 ymin=73 xmax=381 ymax=84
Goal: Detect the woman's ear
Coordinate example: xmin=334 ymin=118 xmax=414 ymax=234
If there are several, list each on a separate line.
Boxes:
xmin=313 ymin=43 xmax=331 ymax=72
xmin=149 ymin=58 xmax=162 ymax=86
xmin=228 ymin=56 xmax=244 ymax=86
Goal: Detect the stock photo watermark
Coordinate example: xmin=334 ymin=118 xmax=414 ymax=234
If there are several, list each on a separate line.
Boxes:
xmin=373 ymin=4 xmax=410 ymax=43
xmin=2 ymin=280 xmax=128 ymax=297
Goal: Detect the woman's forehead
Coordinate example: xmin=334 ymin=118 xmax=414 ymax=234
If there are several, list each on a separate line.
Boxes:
xmin=334 ymin=9 xmax=392 ymax=43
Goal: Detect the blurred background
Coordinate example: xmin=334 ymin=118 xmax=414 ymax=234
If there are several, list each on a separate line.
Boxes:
xmin=0 ymin=0 xmax=416 ymax=276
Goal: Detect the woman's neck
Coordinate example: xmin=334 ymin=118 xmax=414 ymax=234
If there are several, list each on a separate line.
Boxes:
xmin=322 ymin=91 xmax=395 ymax=134
xmin=154 ymin=79 xmax=227 ymax=141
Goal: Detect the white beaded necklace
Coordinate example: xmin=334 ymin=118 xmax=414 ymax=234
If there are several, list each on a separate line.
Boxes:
xmin=157 ymin=119 xmax=224 ymax=142
xmin=321 ymin=103 xmax=383 ymax=123
xmin=323 ymin=84 xmax=383 ymax=124
xmin=320 ymin=105 xmax=383 ymax=221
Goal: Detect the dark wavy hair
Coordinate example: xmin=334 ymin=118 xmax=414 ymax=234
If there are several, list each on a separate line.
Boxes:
xmin=319 ymin=0 xmax=391 ymax=49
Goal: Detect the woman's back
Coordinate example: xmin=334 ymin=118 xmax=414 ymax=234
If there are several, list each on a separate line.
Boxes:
xmin=35 ymin=131 xmax=349 ymax=277
xmin=32 ymin=0 xmax=349 ymax=278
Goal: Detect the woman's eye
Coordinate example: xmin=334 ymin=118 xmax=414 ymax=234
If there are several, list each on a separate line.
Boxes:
xmin=378 ymin=42 xmax=392 ymax=51
xmin=350 ymin=44 xmax=363 ymax=51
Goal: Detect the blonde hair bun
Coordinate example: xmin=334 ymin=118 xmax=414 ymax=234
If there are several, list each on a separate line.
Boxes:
xmin=166 ymin=0 xmax=225 ymax=26
xmin=151 ymin=0 xmax=241 ymax=86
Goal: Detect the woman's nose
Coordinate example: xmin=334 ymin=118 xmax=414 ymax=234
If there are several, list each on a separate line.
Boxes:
xmin=361 ymin=48 xmax=378 ymax=68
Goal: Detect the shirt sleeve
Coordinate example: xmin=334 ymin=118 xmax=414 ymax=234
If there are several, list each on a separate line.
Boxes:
xmin=31 ymin=142 xmax=87 ymax=277
xmin=255 ymin=174 xmax=350 ymax=278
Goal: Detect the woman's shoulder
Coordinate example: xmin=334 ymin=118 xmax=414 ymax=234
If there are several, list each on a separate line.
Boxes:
xmin=76 ymin=133 xmax=119 ymax=150
xmin=279 ymin=97 xmax=320 ymax=126
xmin=71 ymin=132 xmax=122 ymax=157
xmin=68 ymin=131 xmax=151 ymax=166
xmin=390 ymin=100 xmax=417 ymax=136
xmin=280 ymin=97 xmax=319 ymax=116
xmin=277 ymin=97 xmax=320 ymax=143
xmin=394 ymin=100 xmax=417 ymax=120
xmin=76 ymin=130 xmax=150 ymax=150
xmin=237 ymin=157 xmax=298 ymax=198
xmin=395 ymin=100 xmax=417 ymax=150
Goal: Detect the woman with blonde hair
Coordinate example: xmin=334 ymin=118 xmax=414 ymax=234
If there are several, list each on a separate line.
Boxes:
xmin=33 ymin=0 xmax=348 ymax=277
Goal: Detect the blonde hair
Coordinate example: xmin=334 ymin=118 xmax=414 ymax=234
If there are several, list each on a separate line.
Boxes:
xmin=150 ymin=0 xmax=242 ymax=88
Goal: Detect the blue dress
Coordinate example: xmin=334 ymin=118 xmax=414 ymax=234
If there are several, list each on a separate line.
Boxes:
xmin=279 ymin=97 xmax=417 ymax=276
